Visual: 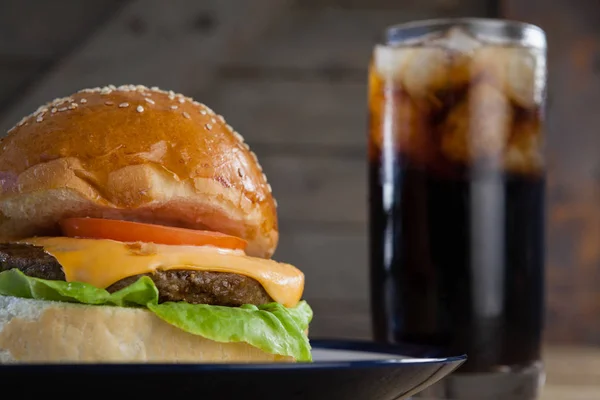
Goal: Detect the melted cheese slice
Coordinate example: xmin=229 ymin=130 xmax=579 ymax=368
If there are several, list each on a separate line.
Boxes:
xmin=18 ymin=237 xmax=304 ymax=308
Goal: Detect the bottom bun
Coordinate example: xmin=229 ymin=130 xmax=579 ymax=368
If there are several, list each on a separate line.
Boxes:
xmin=0 ymin=296 xmax=293 ymax=363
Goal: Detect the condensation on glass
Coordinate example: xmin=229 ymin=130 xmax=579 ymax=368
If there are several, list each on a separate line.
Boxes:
xmin=368 ymin=18 xmax=547 ymax=399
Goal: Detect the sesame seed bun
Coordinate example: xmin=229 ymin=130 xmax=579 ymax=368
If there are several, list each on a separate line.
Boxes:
xmin=0 ymin=85 xmax=278 ymax=258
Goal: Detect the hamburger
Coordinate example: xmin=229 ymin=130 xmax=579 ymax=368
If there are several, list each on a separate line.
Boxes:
xmin=0 ymin=85 xmax=312 ymax=363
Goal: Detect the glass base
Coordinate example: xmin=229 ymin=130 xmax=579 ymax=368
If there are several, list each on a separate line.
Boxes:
xmin=412 ymin=361 xmax=545 ymax=400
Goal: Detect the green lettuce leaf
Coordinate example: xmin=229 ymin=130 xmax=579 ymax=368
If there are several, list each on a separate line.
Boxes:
xmin=0 ymin=269 xmax=312 ymax=361
xmin=0 ymin=268 xmax=159 ymax=306
xmin=147 ymin=301 xmax=312 ymax=362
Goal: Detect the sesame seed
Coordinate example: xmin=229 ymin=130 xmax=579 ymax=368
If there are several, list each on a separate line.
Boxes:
xmin=205 ymin=123 xmax=212 ymax=130
xmin=33 ymin=106 xmax=47 ymax=116
xmin=243 ymin=142 xmax=250 ymax=150
xmin=250 ymin=151 xmax=258 ymax=162
xmin=192 ymin=101 xmax=201 ymax=107
xmin=80 ymin=98 xmax=87 ymax=104
xmin=69 ymin=103 xmax=78 ymax=109
xmin=226 ymin=124 xmax=233 ymax=131
xmin=119 ymin=102 xmax=129 ymax=108
xmin=262 ymin=172 xmax=268 ymax=182
xmin=211 ymin=118 xmax=217 ymax=124
xmin=105 ymin=101 xmax=114 ymax=106
xmin=182 ymin=111 xmax=191 ymax=119
xmin=137 ymin=105 xmax=144 ymax=113
xmin=100 ymin=87 xmax=112 ymax=95
xmin=274 ymin=198 xmax=278 ymax=208
xmin=170 ymin=105 xmax=178 ymax=110
xmin=200 ymin=110 xmax=207 ymax=115
xmin=108 ymin=84 xmax=117 ymax=90
xmin=36 ymin=116 xmax=43 ymax=123
xmin=267 ymin=183 xmax=272 ymax=193
xmin=141 ymin=92 xmax=151 ymax=97
xmin=233 ymin=131 xmax=244 ymax=142
xmin=144 ymin=98 xmax=155 ymax=105
xmin=218 ymin=115 xmax=225 ymax=123
xmin=51 ymin=108 xmax=57 ymax=113
xmin=168 ymin=91 xmax=175 ymax=100
xmin=178 ymin=98 xmax=185 ymax=104
xmin=58 ymin=107 xmax=68 ymax=112
xmin=151 ymin=86 xmax=159 ymax=90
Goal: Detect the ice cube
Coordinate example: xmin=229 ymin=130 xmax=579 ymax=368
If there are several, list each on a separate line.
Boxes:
xmin=374 ymin=38 xmax=473 ymax=99
xmin=398 ymin=45 xmax=472 ymax=99
xmin=373 ymin=45 xmax=413 ymax=83
xmin=441 ymin=83 xmax=512 ymax=162
xmin=431 ymin=27 xmax=482 ymax=54
xmin=473 ymin=47 xmax=544 ymax=108
xmin=505 ymin=120 xmax=543 ymax=173
xmin=369 ymin=88 xmax=428 ymax=158
xmin=441 ymin=99 xmax=471 ymax=164
xmin=403 ymin=47 xmax=449 ymax=97
xmin=469 ymin=84 xmax=513 ymax=156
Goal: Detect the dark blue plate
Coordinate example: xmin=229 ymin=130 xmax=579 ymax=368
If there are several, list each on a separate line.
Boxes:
xmin=0 ymin=339 xmax=465 ymax=399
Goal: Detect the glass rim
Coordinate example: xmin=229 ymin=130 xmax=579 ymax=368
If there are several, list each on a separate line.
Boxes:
xmin=382 ymin=17 xmax=546 ymax=50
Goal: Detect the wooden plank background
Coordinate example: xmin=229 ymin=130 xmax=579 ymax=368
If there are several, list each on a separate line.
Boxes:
xmin=505 ymin=0 xmax=600 ymax=346
xmin=0 ymin=0 xmax=598 ymax=346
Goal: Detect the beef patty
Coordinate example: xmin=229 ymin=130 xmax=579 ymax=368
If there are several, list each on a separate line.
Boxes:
xmin=0 ymin=242 xmax=273 ymax=306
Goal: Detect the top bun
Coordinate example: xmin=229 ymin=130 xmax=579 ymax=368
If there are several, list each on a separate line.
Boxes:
xmin=0 ymin=85 xmax=278 ymax=258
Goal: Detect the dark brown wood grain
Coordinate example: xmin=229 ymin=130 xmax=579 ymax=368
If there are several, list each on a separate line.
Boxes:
xmin=0 ymin=0 xmax=124 ymax=120
xmin=0 ymin=0 xmax=123 ymax=56
xmin=0 ymin=0 xmax=294 ymax=133
xmin=0 ymin=59 xmax=41 ymax=100
xmin=295 ymin=0 xmax=488 ymax=14
xmin=202 ymin=80 xmax=368 ymax=147
xmin=504 ymin=0 xmax=600 ymax=345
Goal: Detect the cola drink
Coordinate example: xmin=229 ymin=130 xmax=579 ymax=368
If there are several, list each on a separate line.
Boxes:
xmin=368 ymin=19 xmax=547 ymax=398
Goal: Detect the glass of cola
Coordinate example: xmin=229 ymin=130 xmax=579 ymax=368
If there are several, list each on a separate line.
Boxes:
xmin=368 ymin=18 xmax=547 ymax=399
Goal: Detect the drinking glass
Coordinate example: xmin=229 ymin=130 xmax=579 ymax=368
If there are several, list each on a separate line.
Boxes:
xmin=368 ymin=18 xmax=547 ymax=399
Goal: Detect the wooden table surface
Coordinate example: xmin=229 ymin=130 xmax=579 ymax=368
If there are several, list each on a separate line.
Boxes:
xmin=541 ymin=345 xmax=600 ymax=400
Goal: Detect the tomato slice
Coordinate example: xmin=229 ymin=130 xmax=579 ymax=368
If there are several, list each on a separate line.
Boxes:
xmin=59 ymin=218 xmax=248 ymax=250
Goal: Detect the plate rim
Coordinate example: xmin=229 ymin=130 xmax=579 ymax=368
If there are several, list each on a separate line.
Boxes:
xmin=0 ymin=339 xmax=467 ymax=372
